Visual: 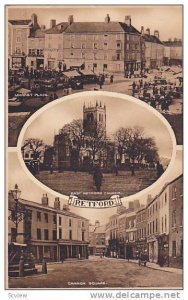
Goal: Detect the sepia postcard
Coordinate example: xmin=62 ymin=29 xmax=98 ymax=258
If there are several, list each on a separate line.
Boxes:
xmin=5 ymin=4 xmax=183 ymax=292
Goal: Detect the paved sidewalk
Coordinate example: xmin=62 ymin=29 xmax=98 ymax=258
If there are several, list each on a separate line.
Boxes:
xmin=106 ymin=257 xmax=182 ymax=275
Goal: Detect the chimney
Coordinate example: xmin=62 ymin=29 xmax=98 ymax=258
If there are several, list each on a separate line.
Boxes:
xmin=54 ymin=197 xmax=60 ymax=210
xmin=141 ymin=26 xmax=144 ymax=36
xmin=129 ymin=201 xmax=134 ymax=210
xmin=42 ymin=193 xmax=49 ymax=206
xmin=50 ymin=19 xmax=56 ymax=28
xmin=41 ymin=25 xmax=46 ymax=31
xmin=154 ymin=30 xmax=159 ymax=39
xmin=95 ymin=220 xmax=100 ymax=227
xmin=125 ymin=15 xmax=131 ymax=27
xmin=105 ymin=14 xmax=110 ymax=23
xmin=62 ymin=204 xmax=70 ymax=211
xmin=68 ymin=15 xmax=74 ymax=25
xmin=174 ymin=37 xmax=177 ymax=42
xmin=168 ymin=38 xmax=172 ymax=42
xmin=147 ymin=194 xmax=152 ymax=204
xmin=133 ymin=200 xmax=140 ymax=210
xmin=146 ymin=28 xmax=150 ymax=35
xmin=31 ymin=13 xmax=38 ymax=26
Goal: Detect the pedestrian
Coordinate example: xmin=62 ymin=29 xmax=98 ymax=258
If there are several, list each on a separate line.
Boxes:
xmin=110 ymin=74 xmax=114 ymax=83
xmin=93 ymin=163 xmax=103 ymax=192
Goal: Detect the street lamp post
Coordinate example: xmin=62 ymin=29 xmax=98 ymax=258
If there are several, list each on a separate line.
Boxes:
xmin=10 ymin=184 xmax=22 ymax=242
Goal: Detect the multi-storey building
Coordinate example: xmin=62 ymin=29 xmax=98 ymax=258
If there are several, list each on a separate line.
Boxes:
xmin=163 ymin=39 xmax=183 ymax=66
xmin=27 ymin=25 xmax=45 ymax=69
xmin=8 ymin=14 xmax=41 ymax=69
xmin=8 ymin=192 xmax=89 ymax=262
xmin=88 ymin=221 xmax=106 ymax=256
xmin=44 ymin=14 xmax=142 ymax=74
xmin=141 ymin=27 xmax=164 ymax=69
xmin=135 ymin=203 xmax=148 ymax=254
xmin=168 ymin=174 xmax=183 ymax=268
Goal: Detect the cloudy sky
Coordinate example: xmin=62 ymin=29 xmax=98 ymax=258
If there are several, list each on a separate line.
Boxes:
xmin=8 ymin=148 xmax=182 ymax=225
xmin=7 ymin=5 xmax=182 ymax=41
xmin=23 ymin=94 xmax=173 ymax=159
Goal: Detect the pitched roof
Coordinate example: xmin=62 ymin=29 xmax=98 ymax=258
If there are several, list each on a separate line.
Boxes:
xmin=144 ymin=34 xmax=163 ymax=45
xmin=29 ymin=29 xmax=45 ymax=38
xmin=9 ymin=20 xmax=31 ymax=26
xmin=45 ymin=21 xmax=141 ymax=35
xmin=163 ymin=40 xmax=182 ymax=47
xmin=9 ymin=196 xmax=88 ymax=221
xmin=45 ymin=22 xmax=69 ymax=34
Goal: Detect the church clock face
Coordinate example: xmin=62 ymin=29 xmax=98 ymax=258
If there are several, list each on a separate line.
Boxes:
xmin=18 ymin=91 xmax=176 ymax=203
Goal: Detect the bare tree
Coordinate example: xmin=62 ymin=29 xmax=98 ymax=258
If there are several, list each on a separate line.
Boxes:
xmin=60 ymin=119 xmax=84 ymax=152
xmin=22 ymin=138 xmax=45 ymax=160
xmin=115 ymin=126 xmax=158 ymax=175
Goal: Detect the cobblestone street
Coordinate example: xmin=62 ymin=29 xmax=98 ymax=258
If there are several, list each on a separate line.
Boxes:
xmin=36 ymin=169 xmax=157 ymax=200
xmin=9 ymin=256 xmax=183 ymax=289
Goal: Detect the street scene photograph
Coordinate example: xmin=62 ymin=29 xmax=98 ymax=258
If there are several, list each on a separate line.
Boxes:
xmin=5 ymin=3 xmax=183 ymax=294
xmin=20 ymin=93 xmax=174 ymax=200
xmin=7 ymin=149 xmax=183 ymax=288
xmin=7 ymin=5 xmax=183 ymax=146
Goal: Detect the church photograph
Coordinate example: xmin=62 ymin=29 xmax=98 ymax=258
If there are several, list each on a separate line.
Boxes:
xmin=20 ymin=91 xmax=174 ymax=200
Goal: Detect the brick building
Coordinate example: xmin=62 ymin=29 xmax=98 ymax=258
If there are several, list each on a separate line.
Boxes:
xmin=88 ymin=221 xmax=106 ymax=256
xmin=168 ymin=174 xmax=183 ymax=268
xmin=8 ymin=14 xmax=41 ymax=69
xmin=163 ymin=39 xmax=183 ymax=66
xmin=44 ymin=14 xmax=142 ymax=74
xmin=8 ymin=192 xmax=89 ymax=262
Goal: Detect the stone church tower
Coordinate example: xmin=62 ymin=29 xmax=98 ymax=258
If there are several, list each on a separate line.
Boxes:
xmin=83 ymin=101 xmax=106 ymax=136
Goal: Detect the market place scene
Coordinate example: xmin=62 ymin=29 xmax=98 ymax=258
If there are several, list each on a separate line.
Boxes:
xmin=8 ymin=9 xmax=183 ymax=146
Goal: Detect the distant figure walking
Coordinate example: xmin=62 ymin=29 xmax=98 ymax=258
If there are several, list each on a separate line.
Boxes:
xmin=156 ymin=161 xmax=164 ymax=179
xmin=93 ymin=164 xmax=103 ymax=192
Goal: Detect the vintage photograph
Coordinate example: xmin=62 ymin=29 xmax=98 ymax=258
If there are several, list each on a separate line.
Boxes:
xmin=5 ymin=4 xmax=183 ymax=292
xmin=7 ymin=149 xmax=183 ymax=288
xmin=7 ymin=5 xmax=183 ymax=146
xmin=20 ymin=93 xmax=175 ymax=200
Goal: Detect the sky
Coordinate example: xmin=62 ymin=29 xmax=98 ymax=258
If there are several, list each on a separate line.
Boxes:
xmin=6 ymin=5 xmax=183 ymax=41
xmin=23 ymin=94 xmax=173 ymax=159
xmin=8 ymin=148 xmax=182 ymax=225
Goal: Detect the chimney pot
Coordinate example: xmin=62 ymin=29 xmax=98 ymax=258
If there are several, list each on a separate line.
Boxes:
xmin=125 ymin=15 xmax=131 ymax=27
xmin=146 ymin=28 xmax=150 ymax=35
xmin=105 ymin=14 xmax=110 ymax=23
xmin=50 ymin=19 xmax=56 ymax=28
xmin=68 ymin=15 xmax=74 ymax=25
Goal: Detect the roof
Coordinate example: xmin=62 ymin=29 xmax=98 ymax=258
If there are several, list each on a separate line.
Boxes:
xmin=63 ymin=70 xmax=81 ymax=78
xmin=95 ymin=225 xmax=106 ymax=234
xmin=29 ymin=29 xmax=45 ymax=38
xmin=45 ymin=22 xmax=69 ymax=34
xmin=15 ymin=197 xmax=89 ymax=221
xmin=9 ymin=20 xmax=31 ymax=26
xmin=45 ymin=21 xmax=141 ymax=35
xmin=147 ymin=173 xmax=183 ymax=207
xmin=163 ymin=41 xmax=182 ymax=47
xmin=144 ymin=34 xmax=163 ymax=45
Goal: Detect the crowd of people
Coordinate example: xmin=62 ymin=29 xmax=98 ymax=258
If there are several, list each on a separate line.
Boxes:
xmin=131 ymin=76 xmax=183 ymax=113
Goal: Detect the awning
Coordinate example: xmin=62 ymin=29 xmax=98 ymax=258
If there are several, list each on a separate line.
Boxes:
xmin=17 ymin=88 xmax=31 ymax=94
xmin=9 ymin=242 xmax=27 ymax=247
xmin=62 ymin=70 xmax=81 ymax=78
xmin=79 ymin=70 xmax=95 ymax=76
